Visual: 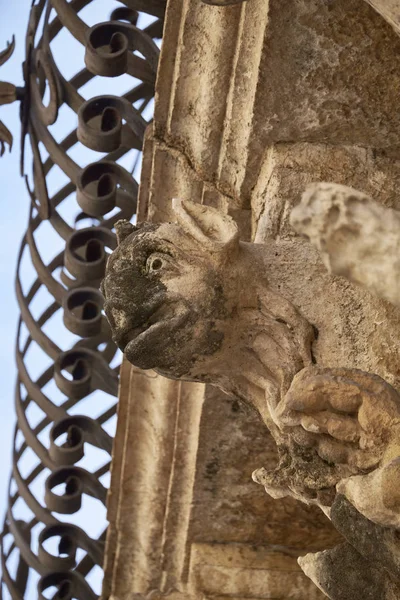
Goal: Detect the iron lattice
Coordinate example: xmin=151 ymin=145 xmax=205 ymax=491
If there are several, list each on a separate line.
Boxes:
xmin=0 ymin=1 xmax=166 ymax=598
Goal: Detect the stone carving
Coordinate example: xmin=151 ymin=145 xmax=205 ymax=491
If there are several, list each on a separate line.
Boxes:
xmin=103 ymin=200 xmax=318 ymax=467
xmin=288 ymin=183 xmax=400 ymax=599
xmin=102 ymin=199 xmax=315 ymax=417
xmin=102 ymin=199 xmax=400 ymax=598
xmin=102 ymin=199 xmax=400 ymax=514
xmin=274 ymin=366 xmax=400 ymax=522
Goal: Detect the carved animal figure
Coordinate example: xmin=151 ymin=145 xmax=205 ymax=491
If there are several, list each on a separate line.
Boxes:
xmin=102 ymin=199 xmax=314 ymax=432
xmin=102 ymin=199 xmax=400 ymax=525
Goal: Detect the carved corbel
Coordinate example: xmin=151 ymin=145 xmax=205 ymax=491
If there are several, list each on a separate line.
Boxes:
xmin=102 ymin=198 xmax=400 ymax=599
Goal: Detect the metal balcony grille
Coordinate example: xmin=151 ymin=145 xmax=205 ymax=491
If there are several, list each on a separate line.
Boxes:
xmin=0 ymin=1 xmax=166 ymax=598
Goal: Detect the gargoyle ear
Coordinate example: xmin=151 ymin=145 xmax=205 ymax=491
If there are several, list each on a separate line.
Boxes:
xmin=115 ymin=220 xmax=137 ymax=245
xmin=172 ymin=198 xmax=239 ymax=253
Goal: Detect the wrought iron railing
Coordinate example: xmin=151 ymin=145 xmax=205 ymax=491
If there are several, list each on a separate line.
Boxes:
xmin=0 ymin=1 xmax=166 ymax=598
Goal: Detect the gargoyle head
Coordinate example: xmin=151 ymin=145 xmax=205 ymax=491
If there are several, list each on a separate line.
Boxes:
xmin=102 ymin=199 xmax=240 ymax=379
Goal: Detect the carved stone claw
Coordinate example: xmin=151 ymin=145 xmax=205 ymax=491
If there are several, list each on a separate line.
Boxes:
xmin=277 ymin=366 xmax=400 ymax=468
xmin=271 ymin=365 xmax=400 ymax=525
xmin=252 ymin=450 xmax=338 ymax=510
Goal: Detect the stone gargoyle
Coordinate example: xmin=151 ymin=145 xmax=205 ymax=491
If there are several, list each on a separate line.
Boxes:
xmin=101 ymin=197 xmax=400 ymax=526
xmin=101 ymin=195 xmax=400 ymax=598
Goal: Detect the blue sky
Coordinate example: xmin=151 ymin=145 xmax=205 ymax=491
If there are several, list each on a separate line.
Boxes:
xmin=0 ymin=0 xmax=32 ymax=522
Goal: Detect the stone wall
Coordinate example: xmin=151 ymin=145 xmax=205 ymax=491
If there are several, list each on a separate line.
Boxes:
xmin=103 ymin=1 xmax=400 ymax=598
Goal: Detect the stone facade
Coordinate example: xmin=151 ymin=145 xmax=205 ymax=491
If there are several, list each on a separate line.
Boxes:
xmin=102 ymin=1 xmax=400 ymax=599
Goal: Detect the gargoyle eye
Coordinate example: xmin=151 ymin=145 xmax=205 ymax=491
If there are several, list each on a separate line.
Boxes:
xmin=146 ymin=254 xmax=165 ymax=273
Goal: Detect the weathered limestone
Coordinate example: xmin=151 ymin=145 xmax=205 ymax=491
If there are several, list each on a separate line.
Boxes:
xmin=299 ymin=542 xmax=400 ymax=600
xmin=103 ymin=200 xmax=400 ymax=598
xmin=291 ymin=182 xmax=400 ymax=307
xmin=201 ymin=0 xmax=247 ymax=5
xmin=103 ymin=362 xmax=206 ymax=596
xmin=364 ymin=0 xmax=400 ymax=35
xmin=204 ymin=0 xmax=400 ymax=33
xmin=187 ymin=543 xmax=324 ymax=599
xmin=103 ymin=362 xmax=331 ymax=599
xmin=102 ymin=1 xmax=400 ymax=599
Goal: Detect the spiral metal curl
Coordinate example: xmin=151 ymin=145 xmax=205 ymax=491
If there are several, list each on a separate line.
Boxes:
xmin=0 ymin=1 xmax=166 ymax=598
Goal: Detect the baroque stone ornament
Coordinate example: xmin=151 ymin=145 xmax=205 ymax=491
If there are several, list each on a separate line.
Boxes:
xmin=102 ymin=198 xmax=400 ymax=509
xmin=102 ymin=199 xmax=400 ymax=599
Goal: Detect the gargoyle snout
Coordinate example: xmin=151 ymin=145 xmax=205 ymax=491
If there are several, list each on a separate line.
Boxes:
xmin=104 ymin=288 xmax=168 ymax=352
xmin=105 ymin=305 xmax=131 ymax=335
xmin=103 ymin=302 xmax=134 ymax=348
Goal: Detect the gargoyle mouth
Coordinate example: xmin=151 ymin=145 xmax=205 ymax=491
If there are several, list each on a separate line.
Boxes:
xmin=113 ymin=322 xmax=152 ymax=352
xmin=113 ymin=306 xmax=189 ymax=356
xmin=123 ymin=312 xmax=190 ymax=365
xmin=112 ymin=313 xmax=160 ymax=351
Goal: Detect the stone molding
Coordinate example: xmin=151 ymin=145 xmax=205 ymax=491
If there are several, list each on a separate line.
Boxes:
xmin=103 ymin=1 xmax=400 ymax=598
